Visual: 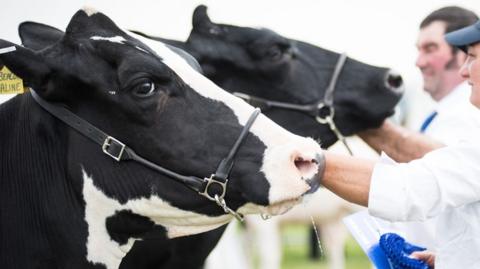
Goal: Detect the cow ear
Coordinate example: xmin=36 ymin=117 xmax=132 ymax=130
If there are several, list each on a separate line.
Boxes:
xmin=19 ymin=21 xmax=64 ymax=51
xmin=0 ymin=40 xmax=50 ymax=90
xmin=65 ymin=8 xmax=124 ymax=39
xmin=192 ymin=5 xmax=214 ymax=29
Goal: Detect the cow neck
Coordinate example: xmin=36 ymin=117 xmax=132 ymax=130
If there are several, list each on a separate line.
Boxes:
xmin=30 ymin=89 xmax=260 ymax=222
xmin=233 ymin=53 xmax=353 ymax=155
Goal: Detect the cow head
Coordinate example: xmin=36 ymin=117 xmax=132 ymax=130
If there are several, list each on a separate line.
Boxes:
xmin=176 ymin=5 xmax=404 ymax=147
xmin=3 ymin=8 xmax=323 ymax=268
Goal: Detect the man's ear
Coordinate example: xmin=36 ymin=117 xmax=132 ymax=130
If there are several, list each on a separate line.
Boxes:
xmin=0 ymin=40 xmax=50 ymax=90
xmin=19 ymin=21 xmax=64 ymax=51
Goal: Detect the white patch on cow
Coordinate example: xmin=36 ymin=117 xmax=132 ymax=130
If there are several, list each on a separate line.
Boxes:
xmin=127 ymin=31 xmax=323 ymax=205
xmin=0 ymin=46 xmax=16 ymax=54
xmin=135 ymin=45 xmax=149 ymax=54
xmin=90 ymin=36 xmax=126 ymax=44
xmin=82 ymin=6 xmax=98 ymax=16
xmin=82 ymin=170 xmax=232 ymax=269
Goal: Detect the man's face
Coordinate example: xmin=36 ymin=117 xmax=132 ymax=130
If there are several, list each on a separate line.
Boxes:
xmin=416 ymin=21 xmax=462 ymax=101
xmin=461 ymin=43 xmax=480 ymax=108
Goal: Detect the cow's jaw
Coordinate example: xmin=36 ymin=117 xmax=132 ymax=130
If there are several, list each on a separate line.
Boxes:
xmin=81 ymin=170 xmax=232 ymax=269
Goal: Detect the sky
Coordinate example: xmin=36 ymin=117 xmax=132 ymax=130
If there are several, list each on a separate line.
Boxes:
xmin=1 ymin=0 xmax=480 ymax=120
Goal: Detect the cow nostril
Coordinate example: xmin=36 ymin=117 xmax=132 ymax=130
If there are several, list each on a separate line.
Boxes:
xmin=385 ymin=71 xmax=404 ymax=90
xmin=294 ymin=157 xmax=318 ymax=177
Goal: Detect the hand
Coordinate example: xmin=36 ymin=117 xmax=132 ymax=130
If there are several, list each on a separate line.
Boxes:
xmin=410 ymin=250 xmax=435 ymax=268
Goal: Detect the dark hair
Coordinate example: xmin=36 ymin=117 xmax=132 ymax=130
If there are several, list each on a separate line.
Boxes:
xmin=420 ymin=6 xmax=478 ymax=54
xmin=421 ymin=6 xmax=478 ymax=33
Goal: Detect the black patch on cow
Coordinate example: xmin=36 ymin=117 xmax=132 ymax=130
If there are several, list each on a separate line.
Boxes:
xmin=106 ymin=210 xmax=158 ymax=245
xmin=120 ymin=225 xmax=227 ymax=269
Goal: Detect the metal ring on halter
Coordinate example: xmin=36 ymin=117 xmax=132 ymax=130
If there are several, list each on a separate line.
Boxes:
xmin=315 ymin=103 xmax=335 ymax=124
xmin=214 ymin=195 xmax=244 ymax=222
xmin=199 ymin=174 xmax=228 ymax=202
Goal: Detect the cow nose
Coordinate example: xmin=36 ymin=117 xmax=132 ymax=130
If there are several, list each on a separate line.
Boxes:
xmin=292 ymin=153 xmax=322 ymax=194
xmin=293 ymin=155 xmax=319 ymax=177
xmin=385 ymin=70 xmax=404 ymax=94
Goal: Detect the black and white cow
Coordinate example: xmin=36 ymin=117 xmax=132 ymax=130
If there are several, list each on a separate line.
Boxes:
xmin=0 ymin=8 xmax=325 ymax=269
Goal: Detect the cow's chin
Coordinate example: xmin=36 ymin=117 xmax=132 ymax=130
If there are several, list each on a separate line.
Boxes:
xmin=238 ymin=197 xmax=303 ymax=217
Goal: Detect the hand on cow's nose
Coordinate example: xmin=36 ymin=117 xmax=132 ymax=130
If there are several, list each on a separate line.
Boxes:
xmin=316 ymin=152 xmax=326 ymax=182
xmin=307 ymin=152 xmax=326 ymax=194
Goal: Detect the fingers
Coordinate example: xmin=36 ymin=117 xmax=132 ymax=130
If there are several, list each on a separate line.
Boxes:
xmin=410 ymin=250 xmax=435 ymax=267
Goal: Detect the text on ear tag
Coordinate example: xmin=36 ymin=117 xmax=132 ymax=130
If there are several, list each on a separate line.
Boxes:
xmin=0 ymin=66 xmax=25 ymax=94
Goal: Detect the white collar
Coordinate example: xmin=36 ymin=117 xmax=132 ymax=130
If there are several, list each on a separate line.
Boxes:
xmin=435 ymin=81 xmax=472 ymax=114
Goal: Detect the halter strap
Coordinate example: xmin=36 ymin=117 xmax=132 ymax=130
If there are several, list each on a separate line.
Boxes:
xmin=30 ymin=89 xmax=261 ymax=221
xmin=323 ymin=53 xmax=347 ymax=107
xmin=234 ymin=53 xmax=353 ymax=155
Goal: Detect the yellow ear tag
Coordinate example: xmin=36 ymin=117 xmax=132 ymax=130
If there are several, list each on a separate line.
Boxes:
xmin=0 ymin=66 xmax=25 ymax=94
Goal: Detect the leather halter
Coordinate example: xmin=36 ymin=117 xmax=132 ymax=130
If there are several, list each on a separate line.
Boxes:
xmin=30 ymin=89 xmax=260 ymax=221
xmin=233 ymin=53 xmax=352 ymax=154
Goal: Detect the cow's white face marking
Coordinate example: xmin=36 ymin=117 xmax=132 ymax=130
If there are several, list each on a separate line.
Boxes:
xmin=82 ymin=170 xmax=232 ymax=269
xmin=135 ymin=45 xmax=149 ymax=54
xmin=90 ymin=36 xmax=126 ymax=44
xmin=82 ymin=7 xmax=99 ymax=17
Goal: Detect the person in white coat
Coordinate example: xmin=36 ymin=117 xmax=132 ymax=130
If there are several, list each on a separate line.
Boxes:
xmin=359 ymin=6 xmax=479 ymax=251
xmin=321 ymin=20 xmax=480 ymax=268
xmin=416 ymin=7 xmax=479 ymax=145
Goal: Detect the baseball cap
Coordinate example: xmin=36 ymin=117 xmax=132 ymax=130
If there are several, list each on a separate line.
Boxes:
xmin=445 ymin=20 xmax=480 ymax=52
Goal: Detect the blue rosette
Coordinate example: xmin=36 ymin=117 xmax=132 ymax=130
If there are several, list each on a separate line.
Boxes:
xmin=368 ymin=233 xmax=431 ymax=269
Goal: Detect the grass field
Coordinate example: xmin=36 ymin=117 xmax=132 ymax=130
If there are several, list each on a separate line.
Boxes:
xmin=280 ymin=224 xmax=372 ymax=269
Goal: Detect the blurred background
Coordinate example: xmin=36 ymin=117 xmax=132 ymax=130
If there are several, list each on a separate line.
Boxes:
xmin=2 ymin=1 xmax=479 ymax=268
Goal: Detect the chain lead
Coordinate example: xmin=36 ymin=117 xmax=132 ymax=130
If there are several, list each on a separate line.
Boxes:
xmin=325 ymin=116 xmax=353 ymax=155
xmin=214 ymin=195 xmax=244 ymax=222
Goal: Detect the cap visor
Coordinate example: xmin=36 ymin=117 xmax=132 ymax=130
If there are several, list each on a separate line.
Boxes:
xmin=445 ymin=22 xmax=480 ymax=52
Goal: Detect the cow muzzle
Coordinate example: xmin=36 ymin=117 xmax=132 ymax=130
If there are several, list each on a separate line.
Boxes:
xmin=262 ymin=137 xmax=323 ymax=206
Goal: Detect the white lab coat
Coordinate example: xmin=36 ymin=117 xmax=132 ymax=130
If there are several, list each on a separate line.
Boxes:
xmin=369 ymin=144 xmax=480 ymax=269
xmin=384 ymin=82 xmax=480 ymax=250
xmin=424 ymin=82 xmax=480 ymax=145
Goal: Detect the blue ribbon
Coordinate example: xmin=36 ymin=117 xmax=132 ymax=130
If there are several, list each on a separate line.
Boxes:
xmin=368 ymin=233 xmax=430 ymax=269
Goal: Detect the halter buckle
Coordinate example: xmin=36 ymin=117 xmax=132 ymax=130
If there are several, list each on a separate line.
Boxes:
xmin=102 ymin=136 xmax=126 ymax=161
xmin=199 ymin=175 xmax=228 ymax=202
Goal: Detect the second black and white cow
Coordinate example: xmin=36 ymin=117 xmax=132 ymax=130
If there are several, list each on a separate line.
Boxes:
xmin=0 ymin=8 xmax=324 ymax=269
xmin=144 ymin=5 xmax=404 ymax=147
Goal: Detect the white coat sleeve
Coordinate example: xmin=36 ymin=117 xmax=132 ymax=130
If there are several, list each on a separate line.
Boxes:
xmin=368 ymin=143 xmax=480 ymax=222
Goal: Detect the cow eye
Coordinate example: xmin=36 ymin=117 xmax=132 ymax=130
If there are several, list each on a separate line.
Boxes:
xmin=132 ymin=81 xmax=157 ymax=97
xmin=266 ymin=46 xmax=283 ymax=61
